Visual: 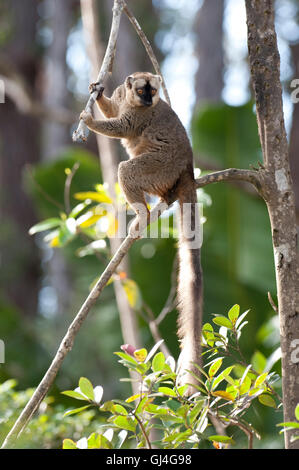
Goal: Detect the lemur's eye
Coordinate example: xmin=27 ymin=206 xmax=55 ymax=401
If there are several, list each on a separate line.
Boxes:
xmin=137 ymin=89 xmax=143 ymax=95
xmin=151 ymin=89 xmax=157 ymax=96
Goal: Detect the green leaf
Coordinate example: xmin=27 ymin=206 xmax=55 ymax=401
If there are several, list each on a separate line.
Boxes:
xmin=74 ymin=190 xmax=112 ymax=204
xmin=212 ymin=316 xmax=233 ymax=329
xmin=61 ymin=390 xmax=88 ymax=401
xmin=158 ymin=387 xmax=177 ymax=397
xmin=254 ymin=372 xmax=268 ymax=388
xmin=228 ymin=304 xmax=240 ymax=325
xmin=87 ymin=433 xmax=112 ymax=449
xmin=114 ymin=351 xmax=139 ymax=366
xmin=79 ymin=377 xmax=94 ymax=401
xmin=152 ymin=352 xmax=166 ymax=372
xmin=63 ymin=405 xmax=91 ymax=417
xmin=252 ymin=351 xmax=266 ymax=374
xmin=258 ymin=394 xmax=276 ymax=408
xmin=295 ymin=404 xmax=299 ymax=421
xmin=113 ymin=416 xmax=136 ymax=432
xmin=208 ymin=358 xmax=223 ymax=378
xmin=62 ymin=438 xmax=77 ymax=449
xmin=277 ymin=421 xmax=299 ymax=429
xmin=29 ymin=218 xmax=62 ymax=235
xmin=208 ymin=435 xmax=235 ymax=445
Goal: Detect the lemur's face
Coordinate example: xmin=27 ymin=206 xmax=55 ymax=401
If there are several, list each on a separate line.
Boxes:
xmin=125 ymin=72 xmax=161 ymax=108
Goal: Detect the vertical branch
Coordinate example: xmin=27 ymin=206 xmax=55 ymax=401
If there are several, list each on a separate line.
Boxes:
xmin=245 ymin=0 xmax=299 ymax=449
xmin=72 ymin=0 xmax=124 ymax=142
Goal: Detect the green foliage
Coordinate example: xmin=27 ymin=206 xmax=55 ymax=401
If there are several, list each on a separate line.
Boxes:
xmin=277 ymin=404 xmax=299 ymax=443
xmin=60 ymin=305 xmax=281 ymax=449
xmin=0 ymin=379 xmax=102 ymax=448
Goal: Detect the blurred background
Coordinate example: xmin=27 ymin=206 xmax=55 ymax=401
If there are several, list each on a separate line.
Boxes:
xmin=0 ymin=0 xmax=298 ymax=448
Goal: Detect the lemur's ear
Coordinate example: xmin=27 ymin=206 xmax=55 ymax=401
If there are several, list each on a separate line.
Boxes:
xmin=154 ymin=75 xmax=162 ymax=84
xmin=125 ymin=75 xmax=134 ymax=89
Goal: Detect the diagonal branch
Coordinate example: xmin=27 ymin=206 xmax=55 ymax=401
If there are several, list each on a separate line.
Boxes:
xmin=1 ymin=166 xmax=262 ymax=448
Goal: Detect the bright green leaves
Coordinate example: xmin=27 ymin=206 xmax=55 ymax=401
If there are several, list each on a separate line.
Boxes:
xmin=60 ymin=303 xmax=280 ymax=450
xmin=228 ymin=304 xmax=240 ymax=325
xmin=29 ymin=168 xmax=120 ymax=248
xmin=152 ymin=352 xmax=166 ymax=372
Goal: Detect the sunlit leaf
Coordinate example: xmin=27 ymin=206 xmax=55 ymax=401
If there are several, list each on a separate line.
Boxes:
xmin=122 ymin=279 xmax=142 ymax=310
xmin=158 ymin=387 xmax=177 ymax=397
xmin=208 ymin=435 xmax=235 ymax=445
xmin=61 ymin=390 xmax=88 ymax=401
xmin=228 ymin=304 xmax=240 ymax=325
xmin=63 ymin=405 xmax=91 ymax=417
xmin=254 ymin=372 xmax=268 ymax=388
xmin=113 ymin=416 xmax=136 ymax=432
xmin=79 ymin=377 xmax=94 ymax=401
xmin=29 ymin=218 xmax=62 ymax=235
xmin=62 ymin=438 xmax=77 ymax=449
xmin=212 ymin=316 xmax=233 ymax=329
xmin=74 ymin=190 xmax=112 ymax=204
xmin=258 ymin=394 xmax=276 ymax=408
xmin=212 ymin=390 xmax=236 ymax=401
xmin=208 ymin=358 xmax=223 ymax=378
xmin=152 ymin=352 xmax=165 ymax=372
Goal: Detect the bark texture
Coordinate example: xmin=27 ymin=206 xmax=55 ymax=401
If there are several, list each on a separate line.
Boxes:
xmin=245 ymin=0 xmax=299 ymax=449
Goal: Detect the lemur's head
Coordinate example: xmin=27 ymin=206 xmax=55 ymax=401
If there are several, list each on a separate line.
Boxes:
xmin=125 ymin=72 xmax=162 ymax=108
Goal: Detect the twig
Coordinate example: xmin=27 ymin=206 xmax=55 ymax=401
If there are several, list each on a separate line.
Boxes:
xmin=195 ymin=168 xmax=261 ymax=193
xmin=64 ymin=162 xmax=80 ymax=215
xmin=267 ymin=291 xmax=278 ymax=313
xmin=72 ymin=0 xmax=124 ymax=142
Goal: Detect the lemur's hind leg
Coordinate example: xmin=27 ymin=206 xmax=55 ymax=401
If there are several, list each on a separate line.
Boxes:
xmin=118 ymin=154 xmax=181 ymax=236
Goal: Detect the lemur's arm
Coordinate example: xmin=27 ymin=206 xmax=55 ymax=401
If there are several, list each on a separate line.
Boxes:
xmin=80 ymin=110 xmax=132 ymax=139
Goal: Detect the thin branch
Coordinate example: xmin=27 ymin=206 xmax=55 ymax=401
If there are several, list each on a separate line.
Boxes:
xmin=2 ymin=163 xmax=264 ymax=447
xmin=195 ymin=168 xmax=261 ymax=193
xmin=0 ymin=200 xmax=166 ymax=449
xmin=72 ymin=0 xmax=124 ymax=142
xmin=64 ymin=162 xmax=80 ymax=215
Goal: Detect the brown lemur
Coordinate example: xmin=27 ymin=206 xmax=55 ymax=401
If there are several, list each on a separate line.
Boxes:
xmin=80 ymin=72 xmax=203 ymax=391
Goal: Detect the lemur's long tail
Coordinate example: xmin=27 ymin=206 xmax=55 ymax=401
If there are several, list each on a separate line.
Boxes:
xmin=176 ymin=171 xmax=203 ymax=393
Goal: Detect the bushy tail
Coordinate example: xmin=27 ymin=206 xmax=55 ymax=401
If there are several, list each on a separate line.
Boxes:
xmin=176 ymin=173 xmax=203 ymax=393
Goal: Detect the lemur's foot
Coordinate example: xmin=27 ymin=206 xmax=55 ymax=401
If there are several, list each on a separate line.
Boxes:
xmin=89 ymin=82 xmax=105 ymax=97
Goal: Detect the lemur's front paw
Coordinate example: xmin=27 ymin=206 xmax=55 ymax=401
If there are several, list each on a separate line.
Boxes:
xmin=89 ymin=82 xmax=105 ymax=97
xmin=80 ymin=110 xmax=93 ymax=124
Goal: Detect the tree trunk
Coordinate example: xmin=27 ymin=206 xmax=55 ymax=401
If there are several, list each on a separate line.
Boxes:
xmin=194 ymin=0 xmax=224 ymax=103
xmin=245 ymin=0 xmax=299 ymax=449
xmin=41 ymin=0 xmax=73 ymax=318
xmin=289 ymin=44 xmax=299 ymax=218
xmin=0 ymin=0 xmax=41 ymax=317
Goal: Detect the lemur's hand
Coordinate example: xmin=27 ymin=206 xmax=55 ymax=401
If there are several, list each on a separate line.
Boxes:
xmin=80 ymin=110 xmax=93 ymax=124
xmin=89 ymin=82 xmax=105 ymax=97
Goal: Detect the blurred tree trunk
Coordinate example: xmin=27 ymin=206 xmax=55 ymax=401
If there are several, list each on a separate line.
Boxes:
xmin=41 ymin=0 xmax=73 ymax=317
xmin=80 ymin=0 xmax=142 ymax=359
xmin=289 ymin=43 xmax=299 ymax=218
xmin=194 ymin=0 xmax=224 ymax=103
xmin=0 ymin=0 xmax=41 ymax=317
